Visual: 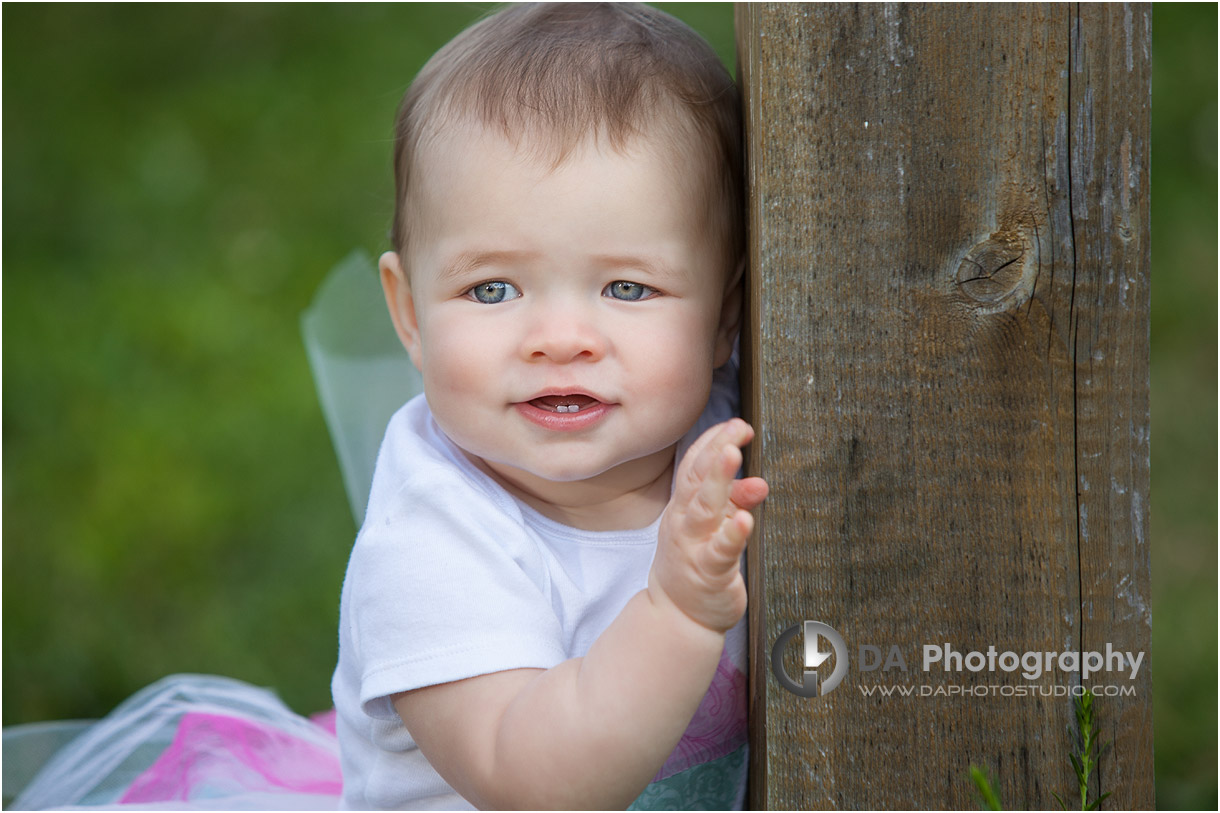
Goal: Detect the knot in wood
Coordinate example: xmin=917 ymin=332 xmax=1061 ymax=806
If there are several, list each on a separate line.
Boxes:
xmin=955 ymin=231 xmax=1033 ymax=309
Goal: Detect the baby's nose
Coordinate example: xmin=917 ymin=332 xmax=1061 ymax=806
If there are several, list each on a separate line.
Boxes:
xmin=520 ymin=302 xmax=607 ymax=363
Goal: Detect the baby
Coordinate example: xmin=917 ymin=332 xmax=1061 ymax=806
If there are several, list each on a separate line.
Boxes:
xmin=332 ymin=3 xmax=768 ymax=809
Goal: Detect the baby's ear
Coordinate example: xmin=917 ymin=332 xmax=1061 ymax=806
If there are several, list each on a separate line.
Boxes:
xmin=379 ymin=251 xmax=424 ymax=371
xmin=713 ymin=256 xmax=745 ymax=367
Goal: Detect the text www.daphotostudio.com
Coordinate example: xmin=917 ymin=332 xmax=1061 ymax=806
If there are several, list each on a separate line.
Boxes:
xmin=771 ymin=621 xmax=1144 ymax=699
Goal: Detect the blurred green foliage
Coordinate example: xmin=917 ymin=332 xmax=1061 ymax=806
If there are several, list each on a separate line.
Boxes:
xmin=1149 ymin=5 xmax=1217 ymax=810
xmin=2 ymin=3 xmax=1214 ymax=809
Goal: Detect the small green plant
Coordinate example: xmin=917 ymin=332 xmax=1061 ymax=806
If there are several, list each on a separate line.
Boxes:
xmin=1052 ymin=687 xmax=1112 ymax=811
xmin=968 ymin=687 xmax=1113 ymax=811
xmin=969 ymin=764 xmax=1003 ymax=810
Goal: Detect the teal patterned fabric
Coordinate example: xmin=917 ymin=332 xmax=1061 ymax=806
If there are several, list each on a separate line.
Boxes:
xmin=628 ymin=745 xmax=747 ymax=810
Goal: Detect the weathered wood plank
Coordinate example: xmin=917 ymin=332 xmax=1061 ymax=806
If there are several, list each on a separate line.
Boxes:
xmin=737 ymin=4 xmax=1152 ymax=808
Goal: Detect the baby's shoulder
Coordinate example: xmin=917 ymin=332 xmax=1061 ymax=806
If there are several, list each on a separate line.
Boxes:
xmin=361 ymin=395 xmax=521 ymax=534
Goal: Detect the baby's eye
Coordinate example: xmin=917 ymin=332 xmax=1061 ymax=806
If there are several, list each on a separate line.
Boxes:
xmin=603 ymin=280 xmax=657 ymax=302
xmin=467 ymin=280 xmax=521 ymax=304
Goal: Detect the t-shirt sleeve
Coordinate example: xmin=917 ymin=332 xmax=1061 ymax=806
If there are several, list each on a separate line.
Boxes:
xmin=345 ymin=471 xmax=567 ymax=721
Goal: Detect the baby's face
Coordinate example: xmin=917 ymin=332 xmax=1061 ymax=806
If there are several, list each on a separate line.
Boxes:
xmin=382 ymin=124 xmax=737 ymax=497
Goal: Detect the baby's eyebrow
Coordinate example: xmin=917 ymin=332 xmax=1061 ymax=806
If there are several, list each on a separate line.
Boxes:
xmin=439 ymin=250 xmax=538 ymax=282
xmin=589 ymin=253 xmax=687 ymax=282
xmin=438 ymin=250 xmax=686 ymax=283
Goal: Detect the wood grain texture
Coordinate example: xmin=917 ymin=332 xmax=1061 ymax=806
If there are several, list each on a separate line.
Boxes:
xmin=736 ymin=4 xmax=1152 ymax=808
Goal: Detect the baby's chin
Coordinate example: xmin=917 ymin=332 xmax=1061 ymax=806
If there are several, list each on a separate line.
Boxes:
xmin=452 ymin=443 xmax=595 ymax=486
xmin=484 ymin=454 xmax=638 ymax=486
xmin=467 ymin=442 xmax=680 ymax=491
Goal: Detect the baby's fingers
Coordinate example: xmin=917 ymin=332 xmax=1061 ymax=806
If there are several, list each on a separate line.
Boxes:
xmin=701 ymin=508 xmax=754 ymax=575
xmin=730 ymin=476 xmax=769 ymax=512
xmin=682 ymin=437 xmax=744 ymax=535
xmin=674 ymin=419 xmax=754 ymax=504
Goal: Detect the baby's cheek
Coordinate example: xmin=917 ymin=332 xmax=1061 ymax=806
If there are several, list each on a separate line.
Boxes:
xmin=635 ymin=334 xmax=716 ymax=425
xmin=424 ymin=327 xmax=496 ymax=397
xmin=642 ymin=318 xmax=717 ymax=380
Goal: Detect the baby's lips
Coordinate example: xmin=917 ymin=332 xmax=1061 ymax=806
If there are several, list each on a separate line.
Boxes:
xmin=533 ymin=393 xmax=599 ymax=407
xmin=528 ymin=394 xmax=602 ymax=413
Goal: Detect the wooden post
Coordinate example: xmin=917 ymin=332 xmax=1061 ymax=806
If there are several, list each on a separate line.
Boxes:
xmin=737 ymin=4 xmax=1152 ymax=809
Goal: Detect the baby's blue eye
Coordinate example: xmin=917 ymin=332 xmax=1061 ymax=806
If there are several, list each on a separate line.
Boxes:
xmin=604 ymin=281 xmax=656 ymax=301
xmin=468 ymin=281 xmax=521 ymax=304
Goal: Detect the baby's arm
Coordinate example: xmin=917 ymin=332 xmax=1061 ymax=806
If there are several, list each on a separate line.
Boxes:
xmin=393 ymin=419 xmax=767 ymax=810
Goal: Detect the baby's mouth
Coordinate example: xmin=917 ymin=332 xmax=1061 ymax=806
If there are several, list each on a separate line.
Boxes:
xmin=528 ymin=394 xmax=601 ymax=414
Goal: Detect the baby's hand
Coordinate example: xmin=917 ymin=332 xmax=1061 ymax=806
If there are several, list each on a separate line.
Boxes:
xmin=649 ymin=419 xmax=769 ymax=633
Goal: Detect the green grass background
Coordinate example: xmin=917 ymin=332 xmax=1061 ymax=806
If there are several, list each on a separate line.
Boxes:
xmin=3 ymin=4 xmax=1214 ymax=808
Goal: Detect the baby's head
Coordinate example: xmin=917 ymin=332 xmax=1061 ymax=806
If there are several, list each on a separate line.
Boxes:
xmin=389 ymin=2 xmax=742 ymax=276
xmin=380 ymin=3 xmax=744 ymax=505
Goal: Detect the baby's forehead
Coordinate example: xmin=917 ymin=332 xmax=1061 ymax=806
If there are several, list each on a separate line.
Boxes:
xmin=411 ymin=114 xmax=714 ymax=217
xmin=403 ymin=118 xmax=731 ymax=284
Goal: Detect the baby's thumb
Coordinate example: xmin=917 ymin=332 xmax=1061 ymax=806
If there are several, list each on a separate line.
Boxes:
xmin=730 ymin=476 xmax=769 ymax=511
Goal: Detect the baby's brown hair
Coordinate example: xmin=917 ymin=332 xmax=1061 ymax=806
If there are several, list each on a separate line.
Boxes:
xmin=390 ymin=2 xmax=742 ymax=275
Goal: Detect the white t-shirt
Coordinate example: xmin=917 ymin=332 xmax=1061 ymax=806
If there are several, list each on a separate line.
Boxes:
xmin=332 ymin=360 xmax=745 ymax=810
